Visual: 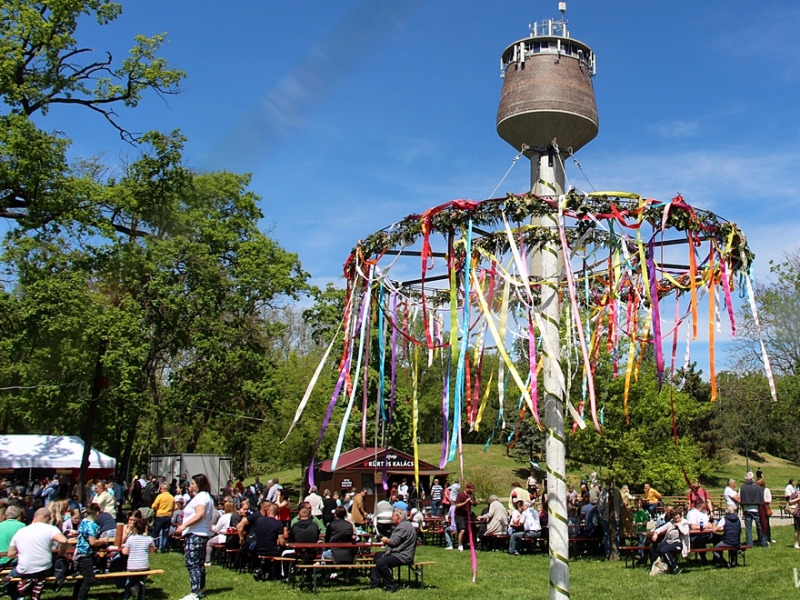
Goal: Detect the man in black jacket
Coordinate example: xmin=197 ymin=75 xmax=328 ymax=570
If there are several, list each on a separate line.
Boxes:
xmin=325 ymin=506 xmax=356 ymax=564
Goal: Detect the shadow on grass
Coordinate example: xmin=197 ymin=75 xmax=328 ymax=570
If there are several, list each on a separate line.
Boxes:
xmin=203 ymin=587 xmax=234 ymax=595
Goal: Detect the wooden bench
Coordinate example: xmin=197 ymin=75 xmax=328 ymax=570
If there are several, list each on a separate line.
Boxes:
xmin=619 ymin=545 xmax=750 ymax=568
xmin=619 ymin=545 xmax=649 ymax=567
xmin=480 ymin=532 xmax=510 ymax=551
xmin=778 ymin=501 xmax=795 ymax=519
xmin=294 ymin=560 xmax=435 ymax=594
xmin=395 ymin=560 xmax=435 ymax=588
xmin=294 ymin=562 xmax=373 ymax=593
xmin=569 ymin=537 xmax=602 ymax=555
xmin=7 ymin=569 xmax=164 ymax=600
xmin=686 ymin=545 xmax=750 ymax=567
xmin=254 ymin=555 xmax=297 ymax=581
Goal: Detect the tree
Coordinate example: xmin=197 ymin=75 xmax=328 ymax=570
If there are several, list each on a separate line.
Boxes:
xmin=568 ymin=353 xmax=721 ymax=494
xmin=0 ymin=1 xmax=184 ymax=142
xmin=713 ymin=372 xmax=772 ymax=469
xmin=734 ymin=249 xmax=800 ymax=376
xmin=0 ymin=3 xmax=314 ymax=478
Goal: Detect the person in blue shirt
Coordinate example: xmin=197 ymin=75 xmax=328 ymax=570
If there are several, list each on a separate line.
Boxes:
xmin=73 ymin=504 xmax=112 ymax=600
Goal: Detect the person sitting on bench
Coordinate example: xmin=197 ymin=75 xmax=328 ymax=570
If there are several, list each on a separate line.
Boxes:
xmin=649 ymin=507 xmax=689 ymax=576
xmin=712 ymin=506 xmax=742 ymax=568
xmin=4 ymin=507 xmax=69 ymax=600
xmin=370 ymin=508 xmax=416 ymax=593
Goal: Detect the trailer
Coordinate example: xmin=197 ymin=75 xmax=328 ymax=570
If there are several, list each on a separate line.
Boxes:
xmin=148 ymin=454 xmax=232 ymax=496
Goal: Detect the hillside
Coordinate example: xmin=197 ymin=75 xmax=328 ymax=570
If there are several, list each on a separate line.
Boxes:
xmin=251 ymin=446 xmax=799 ymax=499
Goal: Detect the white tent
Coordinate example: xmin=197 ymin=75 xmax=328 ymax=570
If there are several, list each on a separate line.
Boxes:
xmin=0 ymin=435 xmax=116 ymax=470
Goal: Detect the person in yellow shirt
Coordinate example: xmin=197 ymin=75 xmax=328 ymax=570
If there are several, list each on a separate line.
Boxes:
xmin=643 ymin=483 xmax=662 ymax=519
xmin=151 ymin=484 xmax=175 ymax=553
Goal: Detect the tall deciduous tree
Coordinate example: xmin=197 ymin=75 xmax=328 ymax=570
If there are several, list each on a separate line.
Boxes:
xmin=0 ymin=2 xmax=311 ymax=479
xmin=734 ymin=249 xmax=800 ymax=377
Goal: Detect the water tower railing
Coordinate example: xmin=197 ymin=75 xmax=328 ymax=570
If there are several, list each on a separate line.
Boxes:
xmin=500 ymin=37 xmax=596 ymax=75
xmin=530 ymin=18 xmax=569 ymax=38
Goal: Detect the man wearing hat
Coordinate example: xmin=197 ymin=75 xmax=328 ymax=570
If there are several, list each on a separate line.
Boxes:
xmin=454 ymin=483 xmax=477 ymax=552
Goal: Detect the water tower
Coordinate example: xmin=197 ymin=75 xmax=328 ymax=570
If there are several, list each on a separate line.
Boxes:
xmin=496 ymin=4 xmax=598 ymax=599
xmin=497 ymin=2 xmax=598 ymax=157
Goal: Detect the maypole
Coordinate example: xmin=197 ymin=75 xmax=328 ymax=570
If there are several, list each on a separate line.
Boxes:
xmin=531 ymin=150 xmax=570 ymax=599
xmin=284 ymin=4 xmax=770 ymax=598
xmin=497 ymin=4 xmax=598 ymax=596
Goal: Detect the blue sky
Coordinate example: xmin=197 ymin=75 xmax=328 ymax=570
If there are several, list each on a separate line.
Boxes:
xmin=42 ymin=0 xmax=800 ymax=378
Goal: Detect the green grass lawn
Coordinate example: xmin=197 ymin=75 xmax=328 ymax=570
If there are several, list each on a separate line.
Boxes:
xmin=709 ymin=452 xmax=800 ymax=495
xmin=39 ymin=523 xmax=800 ymax=600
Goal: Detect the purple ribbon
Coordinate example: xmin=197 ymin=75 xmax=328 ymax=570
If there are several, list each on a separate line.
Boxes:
xmin=647 ymin=239 xmax=664 ymax=388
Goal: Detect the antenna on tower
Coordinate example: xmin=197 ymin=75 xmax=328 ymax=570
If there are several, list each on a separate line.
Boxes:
xmin=558 ymin=2 xmax=567 ymax=18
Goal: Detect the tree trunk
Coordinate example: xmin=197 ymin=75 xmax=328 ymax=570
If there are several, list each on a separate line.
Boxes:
xmin=119 ymin=412 xmax=140 ymax=483
xmin=609 ymin=480 xmax=619 ymax=561
xmin=78 ymin=342 xmax=107 ymax=501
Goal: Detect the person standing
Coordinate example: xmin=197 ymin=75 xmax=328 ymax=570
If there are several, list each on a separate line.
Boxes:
xmin=303 ymin=486 xmax=324 ymax=518
xmin=151 ymin=483 xmax=175 ymax=553
xmin=429 ymin=479 xmax=443 ymax=517
xmin=140 ymin=477 xmax=158 ymax=509
xmin=739 ymin=472 xmax=764 ymax=547
xmin=321 ymin=489 xmax=337 ymax=525
xmin=785 ymin=479 xmax=796 ymax=502
xmin=397 ymin=479 xmax=409 ymax=502
xmin=370 ymin=508 xmax=416 ymax=593
xmin=351 ymin=488 xmax=369 ymax=531
xmin=265 ymin=478 xmax=282 ymax=503
xmin=687 ymin=478 xmax=713 ymax=514
xmin=788 ymin=487 xmax=800 ymax=549
xmin=724 ymin=479 xmax=740 ymax=511
xmin=175 ymin=474 xmax=214 ymax=600
xmin=121 ymin=517 xmax=155 ymax=600
xmin=758 ymin=477 xmax=772 ymax=547
xmin=598 ymin=480 xmax=622 ymax=560
xmin=454 ymin=483 xmax=477 ymax=552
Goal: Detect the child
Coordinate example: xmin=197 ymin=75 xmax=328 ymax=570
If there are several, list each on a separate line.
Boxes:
xmin=121 ymin=517 xmax=155 ymax=600
xmin=633 ymin=499 xmax=650 ymax=562
xmin=73 ymin=504 xmax=112 ymax=600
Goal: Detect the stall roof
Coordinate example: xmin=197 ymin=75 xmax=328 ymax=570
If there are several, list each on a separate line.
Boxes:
xmin=0 ymin=435 xmax=116 ymax=470
xmin=317 ymin=446 xmax=449 ymax=475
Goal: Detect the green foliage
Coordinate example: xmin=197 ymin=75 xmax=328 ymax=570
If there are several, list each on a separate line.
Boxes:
xmin=713 ymin=371 xmax=773 ymax=458
xmin=734 ymin=249 xmax=800 ymax=376
xmin=0 ymin=1 xmax=313 ymax=476
xmin=568 ymin=357 xmax=720 ymax=494
xmin=0 ymin=1 xmax=184 ymax=139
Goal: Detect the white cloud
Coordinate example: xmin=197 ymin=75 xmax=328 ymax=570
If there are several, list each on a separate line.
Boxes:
xmin=648 ymin=119 xmax=701 ymax=139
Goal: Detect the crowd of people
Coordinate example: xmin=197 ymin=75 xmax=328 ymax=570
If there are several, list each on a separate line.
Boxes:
xmin=2 ymin=466 xmax=798 ymax=596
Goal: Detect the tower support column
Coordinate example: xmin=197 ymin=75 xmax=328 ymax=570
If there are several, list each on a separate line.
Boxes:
xmin=531 ymin=149 xmax=569 ymax=600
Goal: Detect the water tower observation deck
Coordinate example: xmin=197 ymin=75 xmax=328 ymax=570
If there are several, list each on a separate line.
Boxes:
xmin=496 ymin=7 xmax=598 ymax=153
